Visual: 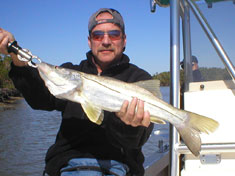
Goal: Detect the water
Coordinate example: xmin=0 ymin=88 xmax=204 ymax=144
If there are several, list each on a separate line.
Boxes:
xmin=0 ymin=87 xmax=169 ymax=176
xmin=0 ymin=100 xmax=61 ymax=176
xmin=142 ymin=87 xmax=170 ymax=157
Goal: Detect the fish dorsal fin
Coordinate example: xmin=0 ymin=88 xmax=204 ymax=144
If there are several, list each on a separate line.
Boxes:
xmin=134 ymin=79 xmax=162 ymax=99
xmin=80 ymin=93 xmax=104 ymax=125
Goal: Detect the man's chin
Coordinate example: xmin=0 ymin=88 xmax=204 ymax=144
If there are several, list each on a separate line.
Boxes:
xmin=97 ymin=54 xmax=115 ymax=62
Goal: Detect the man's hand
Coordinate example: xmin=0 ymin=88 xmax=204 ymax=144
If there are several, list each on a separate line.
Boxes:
xmin=0 ymin=28 xmax=27 ymax=66
xmin=116 ymin=97 xmax=151 ymax=127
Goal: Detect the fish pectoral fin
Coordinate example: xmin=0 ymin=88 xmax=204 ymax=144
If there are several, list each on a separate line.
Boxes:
xmin=81 ymin=101 xmax=104 ymax=125
xmin=133 ymin=79 xmax=162 ymax=99
xmin=150 ymin=116 xmax=166 ymax=124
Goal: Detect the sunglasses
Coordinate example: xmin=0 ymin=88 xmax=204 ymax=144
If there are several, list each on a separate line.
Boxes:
xmin=90 ymin=30 xmax=122 ymax=41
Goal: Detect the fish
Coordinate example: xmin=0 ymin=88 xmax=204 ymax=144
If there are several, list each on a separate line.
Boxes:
xmin=36 ymin=62 xmax=219 ymax=156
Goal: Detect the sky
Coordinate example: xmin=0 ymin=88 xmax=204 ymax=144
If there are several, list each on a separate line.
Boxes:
xmin=0 ymin=0 xmax=235 ymax=75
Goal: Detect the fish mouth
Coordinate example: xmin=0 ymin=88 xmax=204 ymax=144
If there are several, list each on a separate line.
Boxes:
xmin=37 ymin=63 xmax=66 ymax=87
xmin=37 ymin=62 xmax=50 ymax=75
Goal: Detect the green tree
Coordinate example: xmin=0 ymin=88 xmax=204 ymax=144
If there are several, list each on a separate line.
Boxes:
xmin=153 ymin=71 xmax=170 ymax=86
xmin=199 ymin=67 xmax=231 ymax=81
xmin=153 ymin=69 xmax=184 ymax=86
xmin=0 ymin=55 xmax=14 ymax=88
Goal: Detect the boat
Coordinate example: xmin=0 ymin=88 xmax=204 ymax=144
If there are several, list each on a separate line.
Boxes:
xmin=144 ymin=0 xmax=235 ymax=175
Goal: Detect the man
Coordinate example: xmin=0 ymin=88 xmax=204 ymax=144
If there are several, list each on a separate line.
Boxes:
xmin=0 ymin=8 xmax=153 ymax=176
xmin=191 ymin=56 xmax=203 ymax=82
xmin=180 ymin=55 xmax=203 ymax=82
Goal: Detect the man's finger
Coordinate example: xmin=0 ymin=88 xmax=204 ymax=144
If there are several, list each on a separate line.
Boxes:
xmin=142 ymin=111 xmax=151 ymax=127
xmin=116 ymin=100 xmax=129 ymax=119
xmin=125 ymin=97 xmax=137 ymax=123
xmin=132 ymin=100 xmax=144 ymax=126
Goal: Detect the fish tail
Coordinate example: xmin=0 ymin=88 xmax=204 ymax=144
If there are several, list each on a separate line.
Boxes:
xmin=176 ymin=111 xmax=219 ymax=156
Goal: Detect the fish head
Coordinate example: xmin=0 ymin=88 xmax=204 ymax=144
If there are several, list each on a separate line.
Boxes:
xmin=37 ymin=62 xmax=82 ymax=96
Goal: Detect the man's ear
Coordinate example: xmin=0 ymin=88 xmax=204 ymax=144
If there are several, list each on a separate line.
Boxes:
xmin=123 ymin=34 xmax=126 ymax=51
xmin=88 ymin=36 xmax=91 ymax=49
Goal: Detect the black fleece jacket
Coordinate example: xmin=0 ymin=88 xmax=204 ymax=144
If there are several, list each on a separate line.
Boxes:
xmin=9 ymin=51 xmax=154 ymax=176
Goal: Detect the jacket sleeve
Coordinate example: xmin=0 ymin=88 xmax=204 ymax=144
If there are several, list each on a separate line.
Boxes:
xmin=8 ymin=63 xmax=67 ymax=111
xmin=105 ymin=66 xmax=154 ymax=149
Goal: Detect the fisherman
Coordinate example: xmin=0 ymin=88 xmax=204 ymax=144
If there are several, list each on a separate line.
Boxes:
xmin=191 ymin=56 xmax=204 ymax=82
xmin=0 ymin=8 xmax=153 ymax=176
xmin=180 ymin=55 xmax=204 ymax=82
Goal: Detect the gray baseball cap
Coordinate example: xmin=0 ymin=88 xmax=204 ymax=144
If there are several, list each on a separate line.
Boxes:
xmin=192 ymin=55 xmax=198 ymax=63
xmin=88 ymin=8 xmax=125 ymax=34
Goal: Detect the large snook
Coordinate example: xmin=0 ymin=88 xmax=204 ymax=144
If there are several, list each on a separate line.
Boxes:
xmin=37 ymin=62 xmax=219 ymax=156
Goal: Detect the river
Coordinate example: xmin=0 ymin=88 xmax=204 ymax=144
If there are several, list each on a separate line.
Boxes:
xmin=0 ymin=87 xmax=169 ymax=176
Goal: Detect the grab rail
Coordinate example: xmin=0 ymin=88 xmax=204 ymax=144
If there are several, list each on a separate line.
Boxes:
xmin=177 ymin=143 xmax=235 ymax=154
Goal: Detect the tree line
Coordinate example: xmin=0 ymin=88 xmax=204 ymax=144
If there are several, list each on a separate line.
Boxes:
xmin=153 ymin=67 xmax=231 ymax=86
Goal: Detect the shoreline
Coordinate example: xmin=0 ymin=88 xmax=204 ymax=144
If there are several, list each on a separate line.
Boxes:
xmin=0 ymin=96 xmax=23 ymax=112
xmin=0 ymin=88 xmax=22 ymax=112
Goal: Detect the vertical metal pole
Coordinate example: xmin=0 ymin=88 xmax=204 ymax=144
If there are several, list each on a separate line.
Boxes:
xmin=182 ymin=0 xmax=193 ymax=91
xmin=169 ymin=0 xmax=180 ymax=176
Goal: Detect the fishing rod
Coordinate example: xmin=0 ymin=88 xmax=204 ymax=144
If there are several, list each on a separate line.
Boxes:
xmin=7 ymin=41 xmax=41 ymax=67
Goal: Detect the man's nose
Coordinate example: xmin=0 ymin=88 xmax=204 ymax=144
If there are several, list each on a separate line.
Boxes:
xmin=102 ymin=34 xmax=112 ymax=45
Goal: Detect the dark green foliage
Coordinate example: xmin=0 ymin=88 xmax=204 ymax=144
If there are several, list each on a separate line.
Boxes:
xmin=199 ymin=67 xmax=231 ymax=81
xmin=153 ymin=71 xmax=171 ymax=86
xmin=0 ymin=55 xmax=14 ymax=88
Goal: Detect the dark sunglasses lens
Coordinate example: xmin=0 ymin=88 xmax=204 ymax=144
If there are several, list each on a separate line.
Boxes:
xmin=108 ymin=30 xmax=121 ymax=40
xmin=91 ymin=31 xmax=104 ymax=41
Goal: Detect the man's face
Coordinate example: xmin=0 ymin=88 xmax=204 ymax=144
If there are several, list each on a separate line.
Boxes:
xmin=88 ymin=12 xmax=126 ymax=68
xmin=192 ymin=62 xmax=198 ymax=71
